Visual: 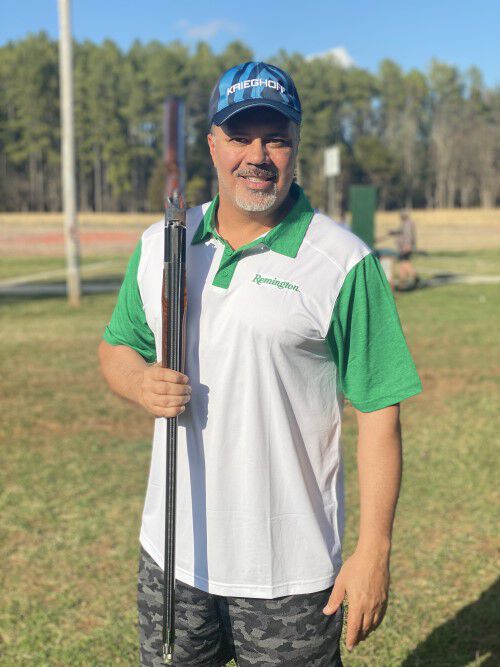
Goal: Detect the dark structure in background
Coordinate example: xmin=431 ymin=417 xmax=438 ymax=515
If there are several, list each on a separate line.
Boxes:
xmin=163 ymin=98 xmax=186 ymax=198
xmin=350 ymin=185 xmax=377 ymax=249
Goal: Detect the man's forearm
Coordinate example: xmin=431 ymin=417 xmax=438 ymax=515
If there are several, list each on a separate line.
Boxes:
xmin=355 ymin=404 xmax=402 ymax=558
xmin=98 ymin=339 xmax=147 ymax=406
xmin=323 ymin=405 xmax=402 ymax=646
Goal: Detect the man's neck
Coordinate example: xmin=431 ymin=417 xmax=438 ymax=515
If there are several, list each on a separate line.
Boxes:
xmin=215 ymin=190 xmax=295 ymax=250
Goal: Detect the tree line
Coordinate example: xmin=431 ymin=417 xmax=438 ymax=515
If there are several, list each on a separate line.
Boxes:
xmin=0 ymin=32 xmax=499 ymax=212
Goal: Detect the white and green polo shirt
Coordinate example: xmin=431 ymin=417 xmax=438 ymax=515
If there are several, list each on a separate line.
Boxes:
xmin=104 ymin=183 xmax=421 ymax=598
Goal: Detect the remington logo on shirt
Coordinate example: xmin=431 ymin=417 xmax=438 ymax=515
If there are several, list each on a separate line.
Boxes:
xmin=252 ymin=274 xmax=299 ymax=292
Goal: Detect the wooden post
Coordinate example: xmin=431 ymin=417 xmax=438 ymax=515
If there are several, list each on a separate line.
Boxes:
xmin=58 ymin=0 xmax=81 ymax=305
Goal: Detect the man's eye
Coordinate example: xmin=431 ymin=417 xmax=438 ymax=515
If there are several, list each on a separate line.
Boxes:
xmin=268 ymin=138 xmax=287 ymax=146
xmin=231 ymin=137 xmax=247 ymax=144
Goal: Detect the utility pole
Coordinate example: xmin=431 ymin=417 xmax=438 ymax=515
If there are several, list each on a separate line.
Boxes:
xmin=324 ymin=145 xmax=341 ymax=219
xmin=58 ymin=0 xmax=81 ymax=305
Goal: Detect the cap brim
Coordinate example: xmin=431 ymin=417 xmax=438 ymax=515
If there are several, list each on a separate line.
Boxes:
xmin=211 ymin=98 xmax=301 ymax=126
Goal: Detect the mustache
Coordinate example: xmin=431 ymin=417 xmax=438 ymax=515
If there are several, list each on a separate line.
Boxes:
xmin=236 ymin=168 xmax=277 ymax=180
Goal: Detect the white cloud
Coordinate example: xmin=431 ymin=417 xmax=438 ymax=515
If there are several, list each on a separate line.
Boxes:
xmin=176 ymin=19 xmax=240 ymax=41
xmin=306 ymin=46 xmax=355 ymax=68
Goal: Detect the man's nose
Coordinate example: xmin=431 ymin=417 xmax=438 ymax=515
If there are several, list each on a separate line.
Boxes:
xmin=245 ymin=138 xmax=268 ymax=165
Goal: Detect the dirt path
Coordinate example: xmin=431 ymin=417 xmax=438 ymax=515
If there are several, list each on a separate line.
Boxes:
xmin=0 ymin=226 xmax=143 ymax=256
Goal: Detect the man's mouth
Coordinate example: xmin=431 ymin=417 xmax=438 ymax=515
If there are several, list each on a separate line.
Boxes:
xmin=238 ymin=172 xmax=277 ymax=189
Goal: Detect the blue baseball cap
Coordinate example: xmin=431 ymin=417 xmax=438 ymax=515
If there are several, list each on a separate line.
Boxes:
xmin=208 ymin=61 xmax=302 ymax=127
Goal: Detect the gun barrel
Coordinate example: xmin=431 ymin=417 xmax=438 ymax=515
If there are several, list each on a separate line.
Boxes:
xmin=161 ymin=189 xmax=187 ymax=664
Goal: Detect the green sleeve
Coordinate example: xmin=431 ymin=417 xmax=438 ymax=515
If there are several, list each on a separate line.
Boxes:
xmin=327 ymin=253 xmax=422 ymax=412
xmin=103 ymin=240 xmax=157 ymax=363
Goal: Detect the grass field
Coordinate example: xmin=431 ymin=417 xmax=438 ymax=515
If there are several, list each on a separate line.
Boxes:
xmin=376 ymin=208 xmax=500 ymax=252
xmin=1 ymin=260 xmax=499 ymax=665
xmin=1 ymin=207 xmax=499 ymax=229
xmin=0 ymin=255 xmax=130 ymax=282
xmin=1 ymin=249 xmax=499 ymax=287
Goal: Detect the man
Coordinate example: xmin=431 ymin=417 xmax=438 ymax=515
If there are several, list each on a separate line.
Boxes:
xmin=390 ymin=209 xmax=419 ymax=289
xmin=99 ymin=62 xmax=422 ymax=666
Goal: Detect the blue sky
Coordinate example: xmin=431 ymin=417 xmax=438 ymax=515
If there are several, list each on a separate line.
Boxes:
xmin=1 ymin=0 xmax=499 ymax=86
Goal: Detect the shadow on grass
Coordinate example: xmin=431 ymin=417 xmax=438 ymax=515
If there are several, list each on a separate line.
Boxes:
xmin=424 ymin=249 xmax=500 ymax=259
xmin=396 ymin=273 xmax=500 ymax=292
xmin=402 ymin=577 xmax=499 ymax=666
xmin=0 ymin=276 xmax=123 ymax=303
xmin=395 ymin=274 xmax=464 ymax=292
xmin=417 ymin=273 xmax=464 ymax=289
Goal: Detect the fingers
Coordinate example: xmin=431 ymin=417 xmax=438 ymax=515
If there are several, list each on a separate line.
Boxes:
xmin=345 ymin=603 xmax=387 ymax=650
xmin=370 ymin=599 xmax=388 ymax=633
xmin=151 ymin=405 xmax=187 ymax=418
xmin=346 ymin=609 xmax=363 ymax=651
xmin=152 ymin=393 xmax=191 ymax=410
xmin=146 ymin=393 xmax=190 ymax=418
xmin=140 ymin=365 xmax=192 ymax=417
xmin=334 ymin=552 xmax=390 ymax=652
xmin=150 ymin=380 xmax=192 ymax=396
xmin=150 ymin=365 xmax=189 ymax=384
xmin=145 ymin=389 xmax=191 ymax=418
xmin=360 ymin=612 xmax=375 ymax=642
xmin=323 ymin=580 xmax=345 ymax=615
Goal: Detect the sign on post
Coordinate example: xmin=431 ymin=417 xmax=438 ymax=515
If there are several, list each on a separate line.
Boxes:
xmin=324 ymin=145 xmax=340 ymax=177
xmin=324 ymin=145 xmax=341 ymax=218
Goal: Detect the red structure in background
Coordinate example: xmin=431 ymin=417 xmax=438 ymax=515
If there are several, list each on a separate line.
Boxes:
xmin=163 ymin=97 xmax=186 ymax=200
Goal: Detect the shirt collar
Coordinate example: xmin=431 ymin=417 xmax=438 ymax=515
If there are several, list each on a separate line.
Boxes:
xmin=191 ymin=182 xmax=314 ymax=258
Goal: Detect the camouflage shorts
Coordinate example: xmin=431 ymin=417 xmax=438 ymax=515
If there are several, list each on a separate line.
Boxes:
xmin=137 ymin=546 xmax=344 ymax=666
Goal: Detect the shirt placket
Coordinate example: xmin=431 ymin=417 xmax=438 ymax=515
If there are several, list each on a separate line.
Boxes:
xmin=211 ymin=235 xmax=266 ymax=289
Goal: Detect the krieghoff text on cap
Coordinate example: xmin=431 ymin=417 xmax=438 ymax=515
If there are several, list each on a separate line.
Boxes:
xmin=208 ymin=61 xmax=302 ymax=127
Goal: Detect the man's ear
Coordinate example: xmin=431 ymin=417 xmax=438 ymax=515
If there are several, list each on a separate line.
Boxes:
xmin=207 ymin=131 xmax=216 ymax=165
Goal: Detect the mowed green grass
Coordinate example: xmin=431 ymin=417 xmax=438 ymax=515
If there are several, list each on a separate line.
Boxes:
xmin=2 ymin=248 xmax=499 ymax=282
xmin=1 ymin=279 xmax=498 ymax=666
xmin=0 ymin=255 xmax=130 ymax=282
xmin=412 ymin=248 xmax=500 ymax=278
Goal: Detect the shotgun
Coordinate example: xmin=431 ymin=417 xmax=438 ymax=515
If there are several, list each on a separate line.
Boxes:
xmin=161 ymin=191 xmax=186 ymax=664
xmin=161 ymin=97 xmax=187 ymax=665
